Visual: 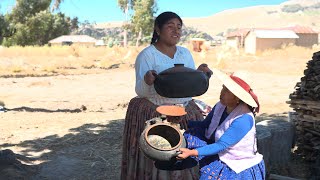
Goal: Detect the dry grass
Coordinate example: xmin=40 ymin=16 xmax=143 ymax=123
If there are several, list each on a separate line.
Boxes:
xmin=0 ymin=45 xmax=143 ymax=76
xmin=0 ymin=44 xmax=317 ymax=78
xmin=190 ymin=44 xmax=316 ymax=75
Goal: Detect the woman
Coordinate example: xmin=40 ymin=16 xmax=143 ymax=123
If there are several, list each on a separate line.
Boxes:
xmin=177 ymin=69 xmax=265 ymax=180
xmin=121 ymin=11 xmax=212 ymax=180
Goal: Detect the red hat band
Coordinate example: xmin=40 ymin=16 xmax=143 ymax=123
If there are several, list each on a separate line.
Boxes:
xmin=230 ymin=74 xmax=260 ymax=113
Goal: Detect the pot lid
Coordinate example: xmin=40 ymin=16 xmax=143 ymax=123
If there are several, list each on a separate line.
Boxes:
xmin=159 ymin=64 xmax=200 ymax=74
xmin=156 ymin=105 xmax=187 ymax=116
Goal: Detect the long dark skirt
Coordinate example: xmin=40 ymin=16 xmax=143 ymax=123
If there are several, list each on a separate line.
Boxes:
xmin=121 ymin=97 xmax=204 ymax=180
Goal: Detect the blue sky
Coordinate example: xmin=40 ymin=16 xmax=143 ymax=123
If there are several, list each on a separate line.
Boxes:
xmin=1 ymin=0 xmax=288 ymax=23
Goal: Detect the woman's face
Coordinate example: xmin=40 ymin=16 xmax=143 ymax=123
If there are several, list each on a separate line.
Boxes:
xmin=219 ymin=85 xmax=239 ymax=107
xmin=158 ymin=18 xmax=182 ymax=46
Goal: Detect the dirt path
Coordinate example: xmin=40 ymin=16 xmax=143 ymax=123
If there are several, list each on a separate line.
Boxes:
xmin=1 ymin=111 xmax=125 ymax=179
xmin=0 ymin=69 xmax=134 ymax=179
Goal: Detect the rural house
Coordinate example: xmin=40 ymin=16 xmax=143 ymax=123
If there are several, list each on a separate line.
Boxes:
xmin=244 ymin=29 xmax=298 ymax=54
xmin=226 ymin=25 xmax=319 ymax=54
xmin=190 ymin=38 xmax=206 ymax=52
xmin=48 ymin=35 xmax=97 ymax=47
xmin=282 ymin=25 xmax=319 ymax=47
xmin=226 ymin=29 xmax=250 ymax=49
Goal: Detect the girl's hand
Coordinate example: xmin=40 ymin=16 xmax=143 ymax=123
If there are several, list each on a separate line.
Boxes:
xmin=176 ymin=148 xmax=198 ymax=160
xmin=144 ymin=70 xmax=157 ymax=85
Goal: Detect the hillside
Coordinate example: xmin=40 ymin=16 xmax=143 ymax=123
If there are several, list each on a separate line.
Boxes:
xmin=96 ymin=0 xmax=320 ymax=37
xmin=282 ymin=0 xmax=320 ymax=6
xmin=183 ymin=0 xmax=320 ymax=36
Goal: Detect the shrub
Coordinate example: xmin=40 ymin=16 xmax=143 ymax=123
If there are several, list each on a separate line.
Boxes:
xmin=281 ymin=4 xmax=304 ymax=13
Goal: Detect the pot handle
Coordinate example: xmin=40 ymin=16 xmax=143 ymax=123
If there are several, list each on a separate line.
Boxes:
xmin=145 ymin=117 xmax=160 ymax=127
xmin=173 ymin=151 xmax=182 ymax=157
xmin=206 ymin=71 xmax=212 ymax=78
xmin=152 ymin=71 xmax=158 ymax=78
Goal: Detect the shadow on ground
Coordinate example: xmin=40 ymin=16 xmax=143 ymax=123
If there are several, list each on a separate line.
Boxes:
xmin=5 ymin=106 xmax=86 ymax=113
xmin=0 ymin=112 xmax=316 ymax=180
xmin=256 ymin=112 xmax=289 ymax=123
xmin=0 ymin=118 xmax=125 ymax=180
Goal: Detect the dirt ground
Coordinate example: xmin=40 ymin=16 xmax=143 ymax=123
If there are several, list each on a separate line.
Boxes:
xmin=0 ymin=47 xmax=318 ymax=179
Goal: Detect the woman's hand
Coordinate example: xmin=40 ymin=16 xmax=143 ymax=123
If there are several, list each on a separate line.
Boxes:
xmin=144 ymin=70 xmax=157 ymax=85
xmin=197 ymin=63 xmax=213 ymax=78
xmin=176 ymin=148 xmax=198 ymax=160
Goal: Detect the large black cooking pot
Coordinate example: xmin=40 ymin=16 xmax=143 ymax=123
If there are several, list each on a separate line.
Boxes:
xmin=139 ymin=117 xmax=186 ymax=162
xmin=154 ymin=64 xmax=209 ymax=98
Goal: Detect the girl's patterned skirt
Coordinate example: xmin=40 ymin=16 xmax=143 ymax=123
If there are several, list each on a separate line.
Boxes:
xmin=184 ymin=127 xmax=265 ymax=180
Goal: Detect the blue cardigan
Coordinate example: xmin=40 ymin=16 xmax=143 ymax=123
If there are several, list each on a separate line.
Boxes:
xmin=187 ymin=106 xmax=254 ymax=156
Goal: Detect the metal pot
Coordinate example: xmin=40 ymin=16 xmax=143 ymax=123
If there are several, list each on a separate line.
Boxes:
xmin=154 ymin=64 xmax=209 ymax=98
xmin=139 ymin=117 xmax=186 ymax=162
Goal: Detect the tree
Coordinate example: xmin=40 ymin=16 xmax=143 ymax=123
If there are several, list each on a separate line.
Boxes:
xmin=4 ymin=10 xmax=71 ymax=46
xmin=0 ymin=15 xmax=16 ymax=43
xmin=9 ymin=0 xmax=51 ymax=23
xmin=118 ymin=0 xmax=134 ymax=47
xmin=52 ymin=0 xmax=63 ymax=11
xmin=118 ymin=0 xmax=156 ymax=47
xmin=9 ymin=0 xmax=65 ymax=22
xmin=131 ymin=0 xmax=155 ymax=46
xmin=0 ymin=15 xmax=5 ymax=38
xmin=3 ymin=0 xmax=72 ymax=46
xmin=70 ymin=17 xmax=79 ymax=30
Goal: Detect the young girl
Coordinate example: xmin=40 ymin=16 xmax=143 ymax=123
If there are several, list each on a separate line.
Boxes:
xmin=177 ymin=69 xmax=265 ymax=180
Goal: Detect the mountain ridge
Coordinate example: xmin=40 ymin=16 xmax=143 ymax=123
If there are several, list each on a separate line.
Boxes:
xmin=95 ymin=0 xmax=320 ymax=37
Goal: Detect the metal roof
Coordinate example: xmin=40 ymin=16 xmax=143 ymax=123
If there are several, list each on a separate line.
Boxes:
xmin=190 ymin=38 xmax=206 ymax=41
xmin=49 ymin=35 xmax=97 ymax=43
xmin=227 ymin=25 xmax=317 ymax=38
xmin=281 ymin=25 xmax=318 ymax=34
xmin=254 ymin=30 xmax=299 ymax=39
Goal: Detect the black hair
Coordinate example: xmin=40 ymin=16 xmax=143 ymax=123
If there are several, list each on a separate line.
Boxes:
xmin=248 ymin=105 xmax=256 ymax=117
xmin=150 ymin=11 xmax=183 ymax=44
xmin=239 ymin=100 xmax=256 ymax=117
